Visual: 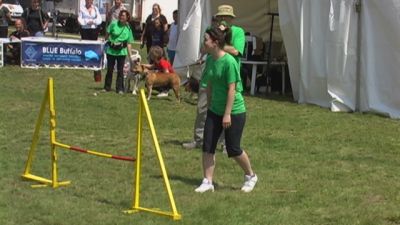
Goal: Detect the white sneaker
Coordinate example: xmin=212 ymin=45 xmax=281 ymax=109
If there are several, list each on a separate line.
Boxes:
xmin=241 ymin=174 xmax=258 ymax=193
xmin=182 ymin=141 xmax=201 ymax=149
xmin=195 ymin=178 xmax=214 ymax=193
xmin=157 ymin=92 xmax=169 ymax=98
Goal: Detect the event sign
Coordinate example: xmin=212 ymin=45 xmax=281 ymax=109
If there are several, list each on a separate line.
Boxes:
xmin=21 ymin=37 xmax=104 ymax=70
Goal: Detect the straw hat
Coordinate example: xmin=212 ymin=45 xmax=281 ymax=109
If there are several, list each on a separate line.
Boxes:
xmin=215 ymin=5 xmax=236 ymax=18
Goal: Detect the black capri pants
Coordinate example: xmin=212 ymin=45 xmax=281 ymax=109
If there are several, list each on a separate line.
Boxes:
xmin=203 ymin=110 xmax=246 ymax=157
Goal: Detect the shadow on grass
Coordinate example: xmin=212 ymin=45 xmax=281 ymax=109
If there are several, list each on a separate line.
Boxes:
xmin=182 ymin=98 xmax=197 ymax=106
xmin=244 ymin=91 xmax=295 ymax=103
xmin=151 ymin=174 xmax=199 ymax=186
xmin=162 ymin=175 xmax=238 ymax=191
xmin=162 ymin=139 xmax=185 ymax=147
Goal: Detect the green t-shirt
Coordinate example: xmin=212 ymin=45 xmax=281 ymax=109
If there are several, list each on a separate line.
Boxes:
xmin=106 ymin=20 xmax=134 ymax=56
xmin=230 ymin=25 xmax=245 ymax=65
xmin=202 ymin=53 xmax=246 ymax=115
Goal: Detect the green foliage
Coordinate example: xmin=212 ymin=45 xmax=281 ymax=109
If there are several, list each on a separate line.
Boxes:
xmin=1 ymin=60 xmax=400 ymax=224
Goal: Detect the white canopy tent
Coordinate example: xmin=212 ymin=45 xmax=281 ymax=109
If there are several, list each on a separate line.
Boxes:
xmin=175 ymin=0 xmax=400 ymax=118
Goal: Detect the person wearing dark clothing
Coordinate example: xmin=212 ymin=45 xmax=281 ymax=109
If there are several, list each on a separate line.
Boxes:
xmin=7 ymin=19 xmax=29 ymax=64
xmin=140 ymin=3 xmax=168 ymax=53
xmin=21 ymin=0 xmax=49 ymax=37
xmin=0 ymin=0 xmax=11 ymax=38
xmin=103 ymin=10 xmax=134 ymax=94
xmin=150 ymin=17 xmax=165 ymax=48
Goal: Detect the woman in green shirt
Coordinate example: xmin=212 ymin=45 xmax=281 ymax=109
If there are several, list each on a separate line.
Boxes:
xmin=103 ymin=10 xmax=134 ymax=94
xmin=194 ymin=26 xmax=258 ymax=193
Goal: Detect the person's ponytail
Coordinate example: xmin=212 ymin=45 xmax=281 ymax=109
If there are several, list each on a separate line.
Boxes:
xmin=205 ymin=25 xmax=228 ymax=49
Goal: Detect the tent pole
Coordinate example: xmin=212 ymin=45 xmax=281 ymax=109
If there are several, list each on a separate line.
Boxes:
xmin=355 ymin=0 xmax=361 ymax=111
xmin=265 ymin=12 xmax=279 ymax=95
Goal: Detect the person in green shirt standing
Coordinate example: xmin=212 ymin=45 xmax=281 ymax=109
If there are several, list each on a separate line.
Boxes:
xmin=183 ymin=5 xmax=245 ymax=150
xmin=103 ymin=10 xmax=134 ymax=94
xmin=194 ymin=26 xmax=258 ymax=193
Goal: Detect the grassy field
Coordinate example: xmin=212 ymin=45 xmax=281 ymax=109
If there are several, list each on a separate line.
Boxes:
xmin=1 ymin=57 xmax=400 ymax=224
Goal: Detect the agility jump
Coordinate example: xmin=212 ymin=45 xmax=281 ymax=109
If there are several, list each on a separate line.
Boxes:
xmin=21 ymin=77 xmax=181 ymax=220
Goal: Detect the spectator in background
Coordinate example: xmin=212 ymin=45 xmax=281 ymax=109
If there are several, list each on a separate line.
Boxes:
xmin=143 ymin=46 xmax=174 ymax=73
xmin=103 ymin=10 xmax=134 ymax=94
xmin=22 ymin=0 xmax=49 ymax=37
xmin=140 ymin=3 xmax=168 ymax=53
xmin=78 ymin=0 xmax=102 ymax=82
xmin=0 ymin=0 xmax=11 ymax=38
xmin=106 ymin=0 xmax=126 ymax=25
xmin=142 ymin=45 xmax=173 ymax=97
xmin=149 ymin=17 xmax=165 ymax=50
xmin=7 ymin=19 xmax=29 ymax=64
xmin=215 ymin=5 xmax=245 ymax=67
xmin=166 ymin=10 xmax=178 ymax=64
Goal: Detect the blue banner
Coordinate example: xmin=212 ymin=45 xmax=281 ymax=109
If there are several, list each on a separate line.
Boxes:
xmin=21 ymin=39 xmax=104 ymax=69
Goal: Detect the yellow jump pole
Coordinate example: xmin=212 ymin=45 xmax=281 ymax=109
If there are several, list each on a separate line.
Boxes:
xmin=127 ymin=89 xmax=182 ymax=220
xmin=47 ymin=78 xmax=70 ymax=188
xmin=22 ymin=80 xmax=49 ymax=176
xmin=125 ymin=89 xmax=143 ymax=214
xmin=48 ymin=77 xmax=60 ymax=188
xmin=142 ymin=91 xmax=181 ymax=220
xmin=22 ymin=78 xmax=70 ymax=188
xmin=134 ymin=91 xmax=143 ymax=209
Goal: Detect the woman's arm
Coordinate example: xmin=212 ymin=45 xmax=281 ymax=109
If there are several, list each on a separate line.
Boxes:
xmin=223 ymin=45 xmax=239 ymax=56
xmin=162 ymin=15 xmax=168 ymax=32
xmin=142 ymin=64 xmax=154 ymax=69
xmin=223 ymin=83 xmax=235 ymax=129
xmin=127 ymin=43 xmax=132 ymax=60
xmin=94 ymin=7 xmax=103 ymax=26
xmin=42 ymin=10 xmax=49 ymax=30
xmin=77 ymin=8 xmax=85 ymax=26
xmin=141 ymin=16 xmax=150 ymax=43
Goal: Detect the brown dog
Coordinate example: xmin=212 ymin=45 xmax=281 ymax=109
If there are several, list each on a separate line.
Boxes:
xmin=131 ymin=64 xmax=181 ymax=101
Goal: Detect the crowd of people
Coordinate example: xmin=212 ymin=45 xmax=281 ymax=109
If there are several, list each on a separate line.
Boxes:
xmin=1 ymin=0 xmax=258 ymax=193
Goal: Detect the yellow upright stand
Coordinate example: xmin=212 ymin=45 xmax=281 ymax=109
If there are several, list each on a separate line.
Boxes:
xmin=21 ymin=77 xmax=71 ymax=188
xmin=124 ymin=89 xmax=181 ymax=220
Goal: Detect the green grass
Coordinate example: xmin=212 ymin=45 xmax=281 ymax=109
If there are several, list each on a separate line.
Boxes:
xmin=1 ymin=58 xmax=400 ymax=224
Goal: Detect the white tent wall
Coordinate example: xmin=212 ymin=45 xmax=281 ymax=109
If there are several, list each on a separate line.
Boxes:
xmin=173 ymin=0 xmax=211 ymax=81
xmin=280 ymin=0 xmax=400 ymax=118
xmin=279 ymin=0 xmax=358 ymax=111
xmin=360 ymin=1 xmax=400 ymax=118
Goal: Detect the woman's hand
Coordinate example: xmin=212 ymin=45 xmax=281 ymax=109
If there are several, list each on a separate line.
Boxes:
xmin=222 ymin=114 xmax=231 ymax=129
